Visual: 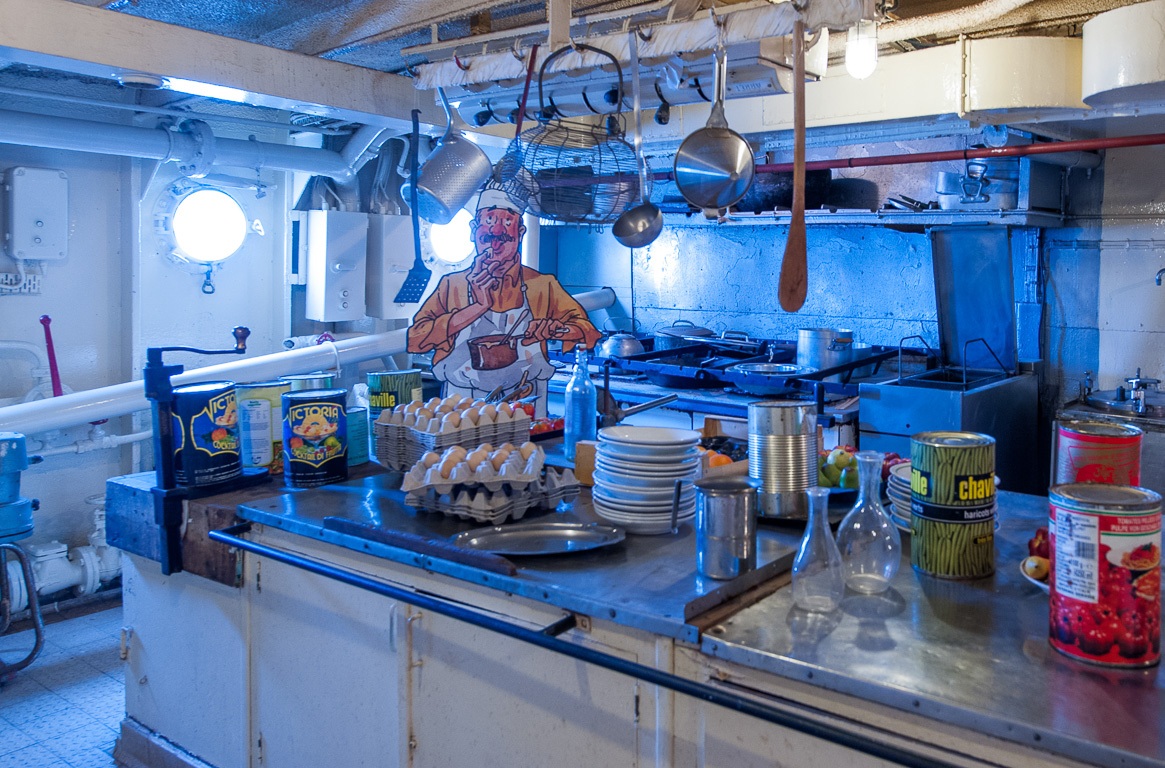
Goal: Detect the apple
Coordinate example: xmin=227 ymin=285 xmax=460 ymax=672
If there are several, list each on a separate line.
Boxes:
xmin=818 ymin=468 xmax=832 ymax=487
xmin=840 ymin=466 xmax=860 ymax=490
xmin=827 ymin=448 xmax=853 ymax=469
xmin=822 ymin=463 xmax=842 ymax=486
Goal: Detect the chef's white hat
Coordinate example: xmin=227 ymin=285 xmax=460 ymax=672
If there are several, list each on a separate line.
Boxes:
xmin=475 ymin=183 xmax=526 ymax=215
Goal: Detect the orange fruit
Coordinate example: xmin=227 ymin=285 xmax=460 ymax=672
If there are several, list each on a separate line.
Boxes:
xmin=709 ymin=453 xmax=733 ymax=468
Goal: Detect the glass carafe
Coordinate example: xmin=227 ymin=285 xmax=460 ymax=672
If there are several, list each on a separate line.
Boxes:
xmin=835 ymin=451 xmax=901 ymax=594
xmin=563 ymin=346 xmax=596 ymax=461
xmin=792 ymin=486 xmax=844 ymax=612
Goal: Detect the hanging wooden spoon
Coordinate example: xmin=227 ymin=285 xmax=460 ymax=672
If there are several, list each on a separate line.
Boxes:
xmin=778 ymin=18 xmax=808 ymax=312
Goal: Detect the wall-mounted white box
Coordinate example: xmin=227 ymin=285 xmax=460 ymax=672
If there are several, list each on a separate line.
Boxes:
xmin=5 ymin=167 xmax=69 ymax=261
xmin=302 ymin=210 xmax=368 ymax=322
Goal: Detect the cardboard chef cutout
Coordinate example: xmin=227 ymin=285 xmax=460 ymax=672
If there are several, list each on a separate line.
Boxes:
xmin=407 ymin=184 xmax=601 ymax=416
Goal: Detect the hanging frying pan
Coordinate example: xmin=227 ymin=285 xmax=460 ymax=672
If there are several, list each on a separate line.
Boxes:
xmin=673 ymin=50 xmax=754 ymax=218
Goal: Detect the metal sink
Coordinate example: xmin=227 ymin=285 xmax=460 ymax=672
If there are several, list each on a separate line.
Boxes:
xmin=896 ymin=367 xmax=1009 ymax=391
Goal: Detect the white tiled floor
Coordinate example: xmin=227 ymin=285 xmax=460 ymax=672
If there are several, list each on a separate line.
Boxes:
xmin=0 ymin=606 xmax=124 ymax=768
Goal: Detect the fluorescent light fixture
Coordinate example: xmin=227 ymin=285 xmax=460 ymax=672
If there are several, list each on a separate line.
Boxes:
xmin=172 ymin=189 xmax=248 ymax=263
xmin=165 ymin=77 xmax=247 ymax=103
xmin=845 ymin=20 xmax=879 ymax=81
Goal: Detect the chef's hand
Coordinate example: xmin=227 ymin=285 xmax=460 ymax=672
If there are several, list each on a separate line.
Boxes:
xmin=468 ymin=268 xmax=499 ymax=307
xmin=524 ymin=318 xmax=569 ymax=343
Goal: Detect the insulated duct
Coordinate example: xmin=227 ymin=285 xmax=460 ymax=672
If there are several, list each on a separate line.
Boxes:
xmin=0 ymin=288 xmax=617 ymax=435
xmin=0 ymin=109 xmax=380 ymax=183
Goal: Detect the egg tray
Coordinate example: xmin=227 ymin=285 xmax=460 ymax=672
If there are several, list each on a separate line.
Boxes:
xmin=400 ymin=446 xmax=547 ymax=496
xmin=405 ymin=468 xmax=581 ymax=525
xmin=374 ymin=417 xmax=529 ymax=472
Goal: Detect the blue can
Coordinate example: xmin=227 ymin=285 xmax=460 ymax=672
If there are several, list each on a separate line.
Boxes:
xmin=172 ymin=381 xmax=243 ymax=487
xmin=283 ymin=389 xmax=348 ymax=488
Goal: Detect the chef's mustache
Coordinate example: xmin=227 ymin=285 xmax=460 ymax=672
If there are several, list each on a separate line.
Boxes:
xmin=479 ymin=232 xmax=515 ymax=245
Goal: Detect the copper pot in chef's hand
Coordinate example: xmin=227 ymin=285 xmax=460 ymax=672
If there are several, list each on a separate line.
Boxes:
xmin=468 ymin=334 xmax=522 ymax=371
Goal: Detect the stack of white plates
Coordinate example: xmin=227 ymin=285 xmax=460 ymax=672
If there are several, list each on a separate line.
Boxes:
xmin=592 ymin=426 xmax=701 ymax=535
xmin=886 ymin=461 xmax=913 ymax=528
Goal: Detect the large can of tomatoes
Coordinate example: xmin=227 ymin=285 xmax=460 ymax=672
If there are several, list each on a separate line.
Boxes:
xmin=1049 ymin=483 xmax=1162 ymax=667
xmin=1053 ymin=419 xmax=1142 ymax=486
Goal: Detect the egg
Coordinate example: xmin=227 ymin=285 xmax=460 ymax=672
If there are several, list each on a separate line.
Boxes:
xmin=417 ymin=408 xmax=434 ymax=420
xmin=480 ymin=404 xmax=497 ymax=423
xmin=519 ymin=442 xmax=537 ymax=460
xmin=426 ymin=397 xmax=442 ymax=409
xmin=422 ymin=452 xmax=441 ymax=468
xmin=489 ymin=451 xmax=509 ymax=471
xmin=403 ymin=402 xmax=419 ymax=415
xmin=414 ymin=415 xmax=429 ymax=431
xmin=466 ymin=449 xmax=489 ymax=470
xmin=461 ymin=407 xmax=480 ymax=425
xmin=403 ymin=414 xmax=417 ymax=428
xmin=443 ymin=446 xmax=468 ymax=462
xmin=497 ymin=402 xmax=513 ymax=418
xmin=471 ymin=399 xmax=487 ymax=408
xmin=441 ymin=395 xmax=459 ymax=407
xmin=441 ymin=412 xmax=461 ymax=429
xmin=437 ymin=457 xmax=459 ymax=479
xmin=436 ymin=404 xmax=454 ymax=415
xmin=478 ymin=443 xmax=494 ymax=454
xmin=498 ymin=442 xmax=516 ymax=455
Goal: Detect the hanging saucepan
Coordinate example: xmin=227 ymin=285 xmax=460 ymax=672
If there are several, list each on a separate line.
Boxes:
xmin=400 ymin=88 xmax=493 ymax=225
xmin=673 ymin=50 xmax=755 ymax=218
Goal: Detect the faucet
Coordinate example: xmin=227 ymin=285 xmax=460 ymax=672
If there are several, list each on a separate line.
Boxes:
xmin=1156 ymin=268 xmax=1165 ymax=286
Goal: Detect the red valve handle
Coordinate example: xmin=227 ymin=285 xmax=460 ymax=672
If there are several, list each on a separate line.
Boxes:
xmin=38 ymin=315 xmax=63 ymax=398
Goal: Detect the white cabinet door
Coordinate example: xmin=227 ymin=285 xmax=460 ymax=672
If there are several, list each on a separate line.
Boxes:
xmin=404 ymin=607 xmax=647 ymax=768
xmin=247 ymin=540 xmax=401 ymax=768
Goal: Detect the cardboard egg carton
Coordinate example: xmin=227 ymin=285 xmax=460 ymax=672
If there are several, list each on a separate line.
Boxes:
xmin=374 ymin=409 xmax=530 ymax=471
xmin=400 ymin=446 xmax=547 ymax=495
xmin=405 ymin=467 xmax=581 ymax=525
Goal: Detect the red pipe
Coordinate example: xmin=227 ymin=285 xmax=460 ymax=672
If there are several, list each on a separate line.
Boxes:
xmin=753 ymin=132 xmax=1165 ymax=174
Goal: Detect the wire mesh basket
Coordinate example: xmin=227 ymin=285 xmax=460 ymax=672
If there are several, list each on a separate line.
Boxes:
xmin=507 ymin=44 xmax=649 ymax=225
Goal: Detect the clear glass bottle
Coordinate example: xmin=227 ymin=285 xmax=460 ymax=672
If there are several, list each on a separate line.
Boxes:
xmin=835 ymin=450 xmax=901 ymax=594
xmin=564 ymin=345 xmax=596 ymax=461
xmin=792 ymin=486 xmax=845 ymax=612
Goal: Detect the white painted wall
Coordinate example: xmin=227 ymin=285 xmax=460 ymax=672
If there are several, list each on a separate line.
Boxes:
xmin=0 ymin=108 xmax=292 ymax=548
xmin=1097 ymin=145 xmax=1165 ymax=390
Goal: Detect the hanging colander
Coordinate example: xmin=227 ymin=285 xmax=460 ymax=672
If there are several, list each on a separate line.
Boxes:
xmin=512 ymin=44 xmax=648 ymax=225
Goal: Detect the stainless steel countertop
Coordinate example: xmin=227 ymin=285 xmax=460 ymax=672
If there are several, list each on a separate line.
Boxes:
xmin=237 ymin=474 xmax=796 ymax=643
xmin=702 ymin=491 xmax=1164 ymax=768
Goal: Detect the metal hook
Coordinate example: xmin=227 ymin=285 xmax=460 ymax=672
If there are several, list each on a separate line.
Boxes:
xmin=693 ymin=77 xmax=710 ymax=102
xmin=581 ymin=89 xmax=600 ymax=114
xmin=454 ymin=54 xmax=471 ymax=72
xmin=636 ymin=27 xmax=653 ymax=42
xmin=402 ymin=61 xmax=419 ymax=78
xmin=511 ymin=41 xmax=525 ymax=61
xmin=708 ymin=8 xmax=725 ymax=28
xmin=201 ymin=266 xmax=215 ymax=295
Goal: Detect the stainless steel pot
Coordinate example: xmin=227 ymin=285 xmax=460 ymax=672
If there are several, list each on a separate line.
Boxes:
xmin=654 ymin=320 xmax=714 ymax=351
xmin=726 ymin=362 xmax=818 ymax=396
xmin=796 ymin=328 xmax=853 ymax=383
xmin=596 ymin=332 xmax=645 ymax=358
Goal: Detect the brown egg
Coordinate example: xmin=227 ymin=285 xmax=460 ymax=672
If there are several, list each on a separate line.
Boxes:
xmin=437 ymin=457 xmax=459 ymax=479
xmin=480 ymin=404 xmax=497 ymax=423
xmin=422 ymin=452 xmax=441 ymax=468
xmin=489 ymin=450 xmax=510 ymax=471
xmin=498 ymin=443 xmax=516 ymax=455
xmin=443 ymin=446 xmax=468 ymax=462
xmin=497 ymin=402 xmax=514 ymax=418
xmin=461 ymin=407 xmax=480 ymax=425
xmin=426 ymin=397 xmax=442 ymax=410
xmin=478 ymin=443 xmax=494 ymax=454
xmin=441 ymin=412 xmax=462 ymax=430
xmin=519 ymin=442 xmax=537 ymax=460
xmin=417 ymin=408 xmax=434 ymax=420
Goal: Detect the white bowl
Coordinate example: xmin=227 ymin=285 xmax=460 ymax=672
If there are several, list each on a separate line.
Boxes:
xmin=598 ymin=425 xmax=701 ymax=447
xmin=591 ymin=490 xmax=697 ymax=511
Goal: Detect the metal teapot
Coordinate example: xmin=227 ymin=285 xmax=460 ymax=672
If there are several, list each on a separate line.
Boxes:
xmin=597 ymin=332 xmax=645 ymax=359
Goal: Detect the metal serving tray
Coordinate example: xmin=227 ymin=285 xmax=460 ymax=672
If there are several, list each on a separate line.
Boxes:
xmin=450 ymin=521 xmax=626 ymax=556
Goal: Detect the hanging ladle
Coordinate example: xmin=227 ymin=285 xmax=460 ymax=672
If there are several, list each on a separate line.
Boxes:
xmin=612 ymin=31 xmax=663 ymax=248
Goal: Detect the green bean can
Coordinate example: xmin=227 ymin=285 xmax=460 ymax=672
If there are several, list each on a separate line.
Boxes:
xmin=283 ymin=389 xmax=348 ymax=488
xmin=910 ymin=431 xmax=996 ymax=579
xmin=367 ymin=369 xmax=423 ymax=421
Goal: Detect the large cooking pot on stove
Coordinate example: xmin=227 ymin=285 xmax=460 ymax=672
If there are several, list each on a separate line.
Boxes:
xmin=597 ymin=332 xmax=645 ymax=359
xmin=654 ymin=320 xmax=714 ymax=351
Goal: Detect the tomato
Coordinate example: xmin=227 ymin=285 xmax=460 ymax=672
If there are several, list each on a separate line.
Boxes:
xmin=1028 ymin=527 xmax=1050 ymax=559
xmin=1078 ymin=624 xmax=1116 ymax=656
xmin=1118 ymin=628 xmax=1150 ymax=658
xmin=289 ymin=437 xmax=304 ymax=449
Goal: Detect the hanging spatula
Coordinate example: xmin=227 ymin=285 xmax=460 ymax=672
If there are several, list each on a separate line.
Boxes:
xmin=778 ymin=19 xmax=808 ymax=312
xmin=393 ymin=109 xmax=433 ymax=304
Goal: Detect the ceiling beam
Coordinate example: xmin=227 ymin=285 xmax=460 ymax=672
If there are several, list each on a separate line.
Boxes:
xmin=0 ymin=0 xmax=441 ymax=131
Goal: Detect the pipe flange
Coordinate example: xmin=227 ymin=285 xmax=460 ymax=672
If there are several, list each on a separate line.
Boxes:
xmin=70 ymin=545 xmax=101 ymax=597
xmin=177 ymin=120 xmax=215 ymax=179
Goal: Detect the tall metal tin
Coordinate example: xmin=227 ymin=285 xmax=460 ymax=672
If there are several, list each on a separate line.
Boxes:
xmin=282 ymin=389 xmax=348 ymax=488
xmin=367 ymin=369 xmax=423 ymax=421
xmin=172 ymin=381 xmax=243 ymax=487
xmin=236 ymin=381 xmax=291 ymax=475
xmin=910 ymin=431 xmax=996 ymax=579
xmin=747 ymin=400 xmax=816 ymax=520
xmin=1049 ymin=483 xmax=1161 ymax=667
xmin=1053 ymin=419 xmax=1142 ymax=486
xmin=281 ymin=372 xmax=339 ymax=392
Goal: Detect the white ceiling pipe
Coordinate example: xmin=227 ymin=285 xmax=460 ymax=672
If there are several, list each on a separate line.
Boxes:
xmin=0 ymin=108 xmax=360 ymax=181
xmin=825 ymin=0 xmax=1044 ymax=57
xmin=0 ymin=287 xmax=617 ymax=435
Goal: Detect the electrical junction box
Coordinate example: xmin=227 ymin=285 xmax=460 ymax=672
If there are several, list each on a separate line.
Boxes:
xmin=366 ymin=213 xmax=426 ymax=320
xmin=4 ymin=167 xmax=69 ymax=261
xmin=302 ymin=210 xmax=369 ymax=322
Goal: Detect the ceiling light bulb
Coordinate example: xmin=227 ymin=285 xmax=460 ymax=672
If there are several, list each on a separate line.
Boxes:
xmin=845 ymin=20 xmax=879 ymax=81
xmin=165 ymin=77 xmax=247 ymax=103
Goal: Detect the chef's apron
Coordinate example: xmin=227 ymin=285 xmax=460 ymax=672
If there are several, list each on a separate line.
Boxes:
xmin=431 ymin=285 xmax=556 ymax=417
